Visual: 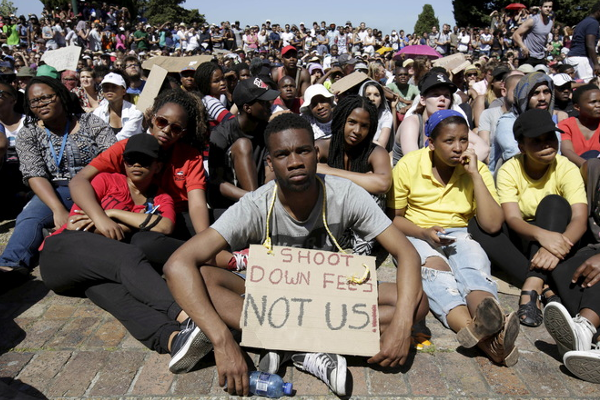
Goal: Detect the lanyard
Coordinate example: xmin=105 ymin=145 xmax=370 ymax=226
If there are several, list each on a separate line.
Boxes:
xmin=45 ymin=120 xmax=70 ymax=169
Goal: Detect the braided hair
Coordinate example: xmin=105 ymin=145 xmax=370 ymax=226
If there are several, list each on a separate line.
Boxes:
xmin=23 ymin=76 xmax=84 ymax=126
xmin=328 ymin=95 xmax=378 ymax=173
xmin=145 ymin=89 xmax=208 ymax=149
xmin=194 ymin=61 xmax=221 ymax=96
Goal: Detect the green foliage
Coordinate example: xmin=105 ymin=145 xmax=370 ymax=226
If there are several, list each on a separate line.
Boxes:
xmin=414 ymin=4 xmax=440 ymax=37
xmin=453 ymin=0 xmax=498 ymax=28
xmin=143 ymin=0 xmax=205 ymax=26
xmin=0 ymin=0 xmax=16 ymax=16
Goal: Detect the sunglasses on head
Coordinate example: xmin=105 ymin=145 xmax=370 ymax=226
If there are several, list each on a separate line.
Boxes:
xmin=124 ymin=153 xmax=155 ymax=168
xmin=153 ymin=115 xmax=186 ymax=135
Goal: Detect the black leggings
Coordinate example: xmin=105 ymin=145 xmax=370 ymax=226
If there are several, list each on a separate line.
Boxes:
xmin=39 ymin=230 xmax=182 ymax=354
xmin=550 ymin=245 xmax=600 ymax=318
xmin=468 ymin=194 xmax=572 ymax=286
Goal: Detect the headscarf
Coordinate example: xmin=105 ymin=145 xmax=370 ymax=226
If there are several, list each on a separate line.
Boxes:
xmin=358 ymin=80 xmax=391 ymax=116
xmin=512 ymin=71 xmax=554 ymax=116
xmin=424 ymin=109 xmax=465 ymax=138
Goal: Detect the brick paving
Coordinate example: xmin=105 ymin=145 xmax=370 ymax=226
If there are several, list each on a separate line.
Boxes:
xmin=1 ymin=219 xmax=600 ymax=399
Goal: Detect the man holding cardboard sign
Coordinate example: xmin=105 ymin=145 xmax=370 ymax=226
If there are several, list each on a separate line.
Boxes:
xmin=164 ymin=113 xmax=427 ymax=396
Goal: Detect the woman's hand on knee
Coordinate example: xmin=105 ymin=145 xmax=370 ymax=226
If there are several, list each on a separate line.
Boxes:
xmin=530 ymin=248 xmax=560 ymax=271
xmin=537 ymin=231 xmax=573 ymax=259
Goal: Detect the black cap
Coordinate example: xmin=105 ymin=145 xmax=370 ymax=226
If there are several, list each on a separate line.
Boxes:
xmin=492 ymin=66 xmax=510 ymax=80
xmin=513 ymin=109 xmax=563 ymax=139
xmin=124 ymin=134 xmax=161 ymax=159
xmin=338 ymin=53 xmax=357 ymax=66
xmin=418 ymin=72 xmax=457 ymax=94
xmin=233 ymin=77 xmax=279 ymax=108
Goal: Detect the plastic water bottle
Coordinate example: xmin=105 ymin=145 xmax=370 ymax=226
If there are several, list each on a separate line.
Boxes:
xmin=249 ymin=371 xmax=293 ymax=398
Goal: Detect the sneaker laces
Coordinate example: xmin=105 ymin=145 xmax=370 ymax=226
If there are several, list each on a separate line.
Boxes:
xmin=230 ymin=249 xmax=249 ymax=271
xmin=574 ymin=314 xmax=597 ymax=334
xmin=180 ymin=317 xmax=196 ymax=333
xmin=301 ymin=353 xmax=334 ymax=383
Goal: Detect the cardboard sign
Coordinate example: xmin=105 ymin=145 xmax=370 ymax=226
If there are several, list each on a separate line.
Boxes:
xmin=432 ymin=53 xmax=467 ymax=73
xmin=135 ymin=64 xmax=168 ymax=115
xmin=240 ymin=245 xmax=379 ymax=357
xmin=40 ymin=46 xmax=82 ymax=72
xmin=141 ymin=55 xmax=212 ymax=72
xmin=330 ymin=71 xmax=369 ymax=95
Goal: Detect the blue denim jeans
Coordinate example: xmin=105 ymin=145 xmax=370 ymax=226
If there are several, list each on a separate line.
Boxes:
xmin=0 ymin=185 xmax=73 ymax=269
xmin=407 ymin=228 xmax=498 ymax=328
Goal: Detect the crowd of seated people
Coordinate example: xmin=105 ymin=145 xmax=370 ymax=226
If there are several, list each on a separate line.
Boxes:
xmin=3 ymin=2 xmax=600 ymax=390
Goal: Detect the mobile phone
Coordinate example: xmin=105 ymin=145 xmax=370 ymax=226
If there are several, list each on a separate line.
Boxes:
xmin=437 ymin=232 xmax=457 ymax=241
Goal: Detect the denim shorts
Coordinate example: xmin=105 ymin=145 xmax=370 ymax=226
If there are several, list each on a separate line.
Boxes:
xmin=407 ymin=227 xmax=498 ymax=328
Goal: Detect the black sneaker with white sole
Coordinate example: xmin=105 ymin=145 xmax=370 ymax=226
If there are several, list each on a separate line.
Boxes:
xmin=292 ymin=352 xmax=347 ymax=396
xmin=258 ymin=350 xmax=292 ymax=374
xmin=169 ymin=318 xmax=213 ymax=374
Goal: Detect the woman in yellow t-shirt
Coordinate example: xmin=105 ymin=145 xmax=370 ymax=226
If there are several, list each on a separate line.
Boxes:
xmin=470 ymin=109 xmax=588 ymax=328
xmin=388 ymin=109 xmax=518 ymax=366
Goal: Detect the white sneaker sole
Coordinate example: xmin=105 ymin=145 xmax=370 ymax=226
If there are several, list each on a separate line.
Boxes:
xmin=258 ymin=351 xmax=281 ymax=374
xmin=330 ymin=355 xmax=347 ymax=396
xmin=544 ymin=303 xmax=577 ymax=358
xmin=564 ymin=351 xmax=600 ymax=384
xmin=169 ymin=327 xmax=213 ymax=374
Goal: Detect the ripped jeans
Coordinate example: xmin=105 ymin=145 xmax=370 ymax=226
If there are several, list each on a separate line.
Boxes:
xmin=407 ymin=227 xmax=498 ymax=328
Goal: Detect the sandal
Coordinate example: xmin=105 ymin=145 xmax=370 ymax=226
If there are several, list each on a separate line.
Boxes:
xmin=518 ymin=290 xmax=543 ymax=327
xmin=541 ymin=287 xmax=562 ymax=306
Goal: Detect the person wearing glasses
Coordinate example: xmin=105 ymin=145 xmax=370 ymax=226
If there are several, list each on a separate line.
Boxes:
xmin=93 ymin=71 xmax=143 ymax=141
xmin=39 ymin=133 xmax=198 ymax=363
xmin=0 ymin=76 xmax=116 ymax=280
xmin=70 ymin=90 xmax=215 ymax=255
xmin=122 ymin=55 xmax=145 ymax=105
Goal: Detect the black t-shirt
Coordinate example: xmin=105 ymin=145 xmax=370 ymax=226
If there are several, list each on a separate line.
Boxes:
xmin=208 ymin=117 xmax=268 ymax=209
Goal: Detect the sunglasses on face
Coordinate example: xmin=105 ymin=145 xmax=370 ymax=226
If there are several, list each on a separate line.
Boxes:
xmin=124 ymin=153 xmax=155 ymax=168
xmin=153 ymin=115 xmax=186 ymax=136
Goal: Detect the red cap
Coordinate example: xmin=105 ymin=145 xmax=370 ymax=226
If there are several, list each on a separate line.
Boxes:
xmin=281 ymin=45 xmax=297 ymax=56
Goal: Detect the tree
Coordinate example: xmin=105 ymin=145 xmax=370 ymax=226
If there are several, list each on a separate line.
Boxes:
xmin=0 ymin=0 xmax=17 ymax=16
xmin=414 ymin=4 xmax=440 ymax=37
xmin=144 ymin=0 xmax=205 ymax=26
xmin=453 ymin=0 xmax=498 ymax=28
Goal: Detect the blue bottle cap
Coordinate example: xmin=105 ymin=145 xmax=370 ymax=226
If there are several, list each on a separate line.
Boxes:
xmin=283 ymin=382 xmax=293 ymax=396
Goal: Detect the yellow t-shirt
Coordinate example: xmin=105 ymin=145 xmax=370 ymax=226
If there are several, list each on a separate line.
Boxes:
xmin=387 ymin=147 xmax=499 ymax=228
xmin=496 ymin=154 xmax=587 ymax=221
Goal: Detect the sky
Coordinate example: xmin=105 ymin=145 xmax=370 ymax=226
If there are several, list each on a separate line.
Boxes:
xmin=18 ymin=1 xmax=456 ymax=35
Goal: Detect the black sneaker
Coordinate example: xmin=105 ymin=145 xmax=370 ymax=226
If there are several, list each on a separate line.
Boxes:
xmin=169 ymin=318 xmax=213 ymax=374
xmin=292 ymin=352 xmax=347 ymax=396
xmin=258 ymin=350 xmax=292 ymax=374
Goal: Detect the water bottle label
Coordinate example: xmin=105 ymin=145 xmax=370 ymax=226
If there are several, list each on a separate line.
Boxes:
xmin=255 ymin=372 xmax=271 ymax=396
xmin=255 ymin=380 xmax=268 ymax=395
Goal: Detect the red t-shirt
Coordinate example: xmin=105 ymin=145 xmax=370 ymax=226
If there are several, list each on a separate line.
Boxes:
xmin=559 ymin=116 xmax=600 ymax=155
xmin=42 ymin=173 xmax=175 ymax=248
xmin=89 ymin=137 xmax=206 ymax=213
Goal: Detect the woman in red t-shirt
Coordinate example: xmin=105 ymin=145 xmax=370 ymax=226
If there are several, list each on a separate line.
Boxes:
xmin=559 ymin=84 xmax=600 ymax=167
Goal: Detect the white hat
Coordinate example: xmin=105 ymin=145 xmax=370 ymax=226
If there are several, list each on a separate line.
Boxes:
xmin=101 ymin=72 xmax=126 ymax=88
xmin=300 ymin=84 xmax=334 ymax=114
xmin=534 ymin=64 xmax=549 ymax=74
xmin=517 ymin=64 xmax=535 ymax=74
xmin=551 ymin=73 xmax=573 ymax=87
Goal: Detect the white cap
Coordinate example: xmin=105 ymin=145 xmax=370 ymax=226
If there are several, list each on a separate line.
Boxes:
xmin=300 ymin=84 xmax=334 ymax=114
xmin=551 ymin=73 xmax=573 ymax=87
xmin=101 ymin=72 xmax=126 ymax=89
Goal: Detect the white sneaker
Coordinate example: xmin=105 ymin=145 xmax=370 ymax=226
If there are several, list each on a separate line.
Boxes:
xmin=292 ymin=353 xmax=347 ymax=396
xmin=564 ymin=349 xmax=600 ymax=384
xmin=544 ymin=303 xmax=596 ymax=358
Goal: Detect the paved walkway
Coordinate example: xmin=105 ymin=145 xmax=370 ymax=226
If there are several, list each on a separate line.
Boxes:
xmin=1 ymin=219 xmax=600 ymax=399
